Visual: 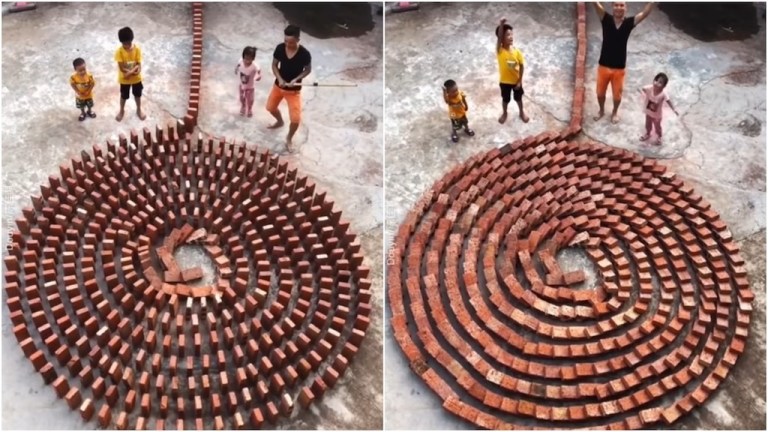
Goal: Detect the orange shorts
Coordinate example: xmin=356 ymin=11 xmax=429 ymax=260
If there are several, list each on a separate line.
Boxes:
xmin=266 ymin=84 xmax=302 ymax=124
xmin=596 ymin=65 xmax=626 ymax=100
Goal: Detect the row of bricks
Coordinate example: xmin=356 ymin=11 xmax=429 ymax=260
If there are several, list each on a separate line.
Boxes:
xmin=48 ymin=345 xmax=350 ymax=407
xmin=411 ymin=218 xmax=746 ymax=335
xmin=388 ymin=154 xmax=748 ymax=294
xmin=5 ymin=256 xmax=374 ymax=337
xmin=57 ymin=380 xmax=323 ymax=429
xmin=570 ymin=2 xmax=588 ymax=129
xmin=185 ymin=4 xmax=204 ymax=130
xmin=29 ymin=124 xmax=293 ymax=212
xmin=15 ymin=187 xmax=358 ymax=265
xmin=393 ymin=283 xmax=747 ymax=421
xmin=8 ymin=277 xmax=371 ymax=365
xmin=416 ymin=241 xmax=746 ymax=369
xmin=393 ymin=267 xmax=747 ymax=416
xmin=7 ymin=250 xmax=373 ymax=348
xmin=404 ymin=205 xmax=746 ymax=300
xmin=21 ymin=317 xmax=362 ymax=425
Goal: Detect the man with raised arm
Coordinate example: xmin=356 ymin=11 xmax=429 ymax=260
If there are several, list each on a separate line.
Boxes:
xmin=593 ymin=2 xmax=655 ymax=124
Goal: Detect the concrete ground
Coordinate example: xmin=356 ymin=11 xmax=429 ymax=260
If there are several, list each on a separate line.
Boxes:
xmin=2 ymin=2 xmax=383 ymax=429
xmin=384 ymin=2 xmax=765 ymax=430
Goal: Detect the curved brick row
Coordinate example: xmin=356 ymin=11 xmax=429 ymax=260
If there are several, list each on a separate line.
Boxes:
xmin=4 ymin=122 xmax=371 ymax=429
xmin=387 ymin=130 xmax=752 ymax=429
xmin=184 ymin=2 xmax=203 ymax=131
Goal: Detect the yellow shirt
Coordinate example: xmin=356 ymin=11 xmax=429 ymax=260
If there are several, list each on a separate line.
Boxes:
xmin=114 ymin=44 xmax=143 ymax=85
xmin=70 ymin=72 xmax=95 ymax=100
xmin=446 ymin=91 xmax=467 ymax=119
xmin=497 ymin=47 xmax=524 ymax=85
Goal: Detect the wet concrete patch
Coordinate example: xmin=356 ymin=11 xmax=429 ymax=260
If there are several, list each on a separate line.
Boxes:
xmin=273 ymin=2 xmax=374 ymax=38
xmin=659 ymin=2 xmax=762 ymax=42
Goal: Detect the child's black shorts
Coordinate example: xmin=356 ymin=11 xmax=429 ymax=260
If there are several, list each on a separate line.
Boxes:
xmin=120 ymin=82 xmax=144 ymax=100
xmin=499 ymin=82 xmax=524 ymax=104
xmin=451 ymin=116 xmax=469 ymax=130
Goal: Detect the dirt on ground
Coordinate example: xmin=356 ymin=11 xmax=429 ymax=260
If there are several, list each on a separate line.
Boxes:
xmin=659 ymin=2 xmax=762 ymax=42
xmin=273 ymin=2 xmax=376 ymax=38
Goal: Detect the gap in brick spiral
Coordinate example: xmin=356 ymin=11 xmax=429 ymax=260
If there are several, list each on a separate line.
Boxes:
xmin=173 ymin=245 xmax=217 ymax=287
xmin=555 ymin=247 xmax=599 ymax=291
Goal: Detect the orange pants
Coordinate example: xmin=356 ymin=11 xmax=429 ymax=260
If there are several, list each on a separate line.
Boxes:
xmin=596 ymin=65 xmax=626 ymax=100
xmin=266 ymin=84 xmax=302 ymax=124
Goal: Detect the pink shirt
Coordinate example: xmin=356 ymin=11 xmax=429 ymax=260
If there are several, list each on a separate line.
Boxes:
xmin=236 ymin=60 xmax=261 ymax=90
xmin=642 ymin=85 xmax=668 ymax=119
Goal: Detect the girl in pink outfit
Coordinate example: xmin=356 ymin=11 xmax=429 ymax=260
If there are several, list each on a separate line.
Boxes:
xmin=639 ymin=72 xmax=679 ymax=145
xmin=235 ymin=46 xmax=262 ymax=117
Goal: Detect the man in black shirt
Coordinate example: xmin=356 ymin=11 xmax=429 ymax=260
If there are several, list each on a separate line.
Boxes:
xmin=266 ymin=24 xmax=312 ymax=151
xmin=593 ymin=2 xmax=655 ymax=124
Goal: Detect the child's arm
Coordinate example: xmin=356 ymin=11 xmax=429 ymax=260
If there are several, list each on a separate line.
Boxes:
xmin=235 ymin=63 xmax=240 ymax=75
xmin=516 ymin=64 xmax=524 ymax=89
xmin=71 ymin=82 xmax=83 ymax=97
xmin=441 ymin=87 xmax=450 ymax=104
xmin=496 ymin=18 xmax=506 ymax=52
xmin=666 ymin=98 xmax=679 ymax=116
xmin=462 ymin=95 xmax=469 ymax=112
xmin=255 ymin=65 xmax=262 ymax=81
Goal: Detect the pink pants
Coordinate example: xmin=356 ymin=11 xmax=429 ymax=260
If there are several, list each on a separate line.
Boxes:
xmin=645 ymin=115 xmax=662 ymax=137
xmin=240 ymin=88 xmax=254 ymax=110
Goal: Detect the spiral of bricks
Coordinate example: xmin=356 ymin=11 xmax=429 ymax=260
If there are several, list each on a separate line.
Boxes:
xmin=388 ymin=129 xmax=754 ymax=429
xmin=4 ymin=122 xmax=371 ymax=429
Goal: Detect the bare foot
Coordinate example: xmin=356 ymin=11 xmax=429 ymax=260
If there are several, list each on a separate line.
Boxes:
xmin=286 ymin=137 xmax=295 ymax=153
xmin=268 ymin=121 xmax=284 ymax=129
xmin=115 ymin=111 xmax=124 ymax=122
xmin=137 ymin=111 xmax=146 ymax=121
xmin=639 ymin=134 xmax=650 ymax=142
xmin=520 ymin=113 xmax=530 ymax=123
xmin=498 ymin=112 xmax=508 ymax=124
xmin=611 ymin=113 xmax=620 ymax=124
xmin=593 ymin=111 xmax=604 ymax=121
xmin=654 ymin=137 xmax=663 ymax=146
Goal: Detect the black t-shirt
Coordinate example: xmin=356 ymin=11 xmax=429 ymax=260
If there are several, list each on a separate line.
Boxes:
xmin=598 ymin=14 xmax=635 ymax=69
xmin=273 ymin=43 xmax=312 ymax=91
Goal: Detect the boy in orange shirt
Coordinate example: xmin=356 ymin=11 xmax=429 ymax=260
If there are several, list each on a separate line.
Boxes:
xmin=115 ymin=27 xmax=146 ymax=121
xmin=442 ymin=79 xmax=475 ymax=143
xmin=70 ymin=58 xmax=96 ymax=121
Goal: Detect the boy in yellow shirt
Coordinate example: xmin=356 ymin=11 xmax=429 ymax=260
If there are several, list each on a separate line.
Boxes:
xmin=495 ymin=18 xmax=529 ymax=124
xmin=115 ymin=27 xmax=146 ymax=121
xmin=70 ymin=58 xmax=96 ymax=121
xmin=442 ymin=79 xmax=475 ymax=143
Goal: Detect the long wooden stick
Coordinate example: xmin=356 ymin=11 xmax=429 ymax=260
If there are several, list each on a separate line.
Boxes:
xmin=292 ymin=82 xmax=358 ymax=88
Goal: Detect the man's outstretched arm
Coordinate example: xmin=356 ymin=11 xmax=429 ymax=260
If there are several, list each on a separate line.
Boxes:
xmin=634 ymin=2 xmax=656 ymax=25
xmin=593 ymin=2 xmax=606 ymax=20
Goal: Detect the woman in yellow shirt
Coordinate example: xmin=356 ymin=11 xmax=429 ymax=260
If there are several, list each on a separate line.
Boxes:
xmin=495 ymin=18 xmax=529 ymax=125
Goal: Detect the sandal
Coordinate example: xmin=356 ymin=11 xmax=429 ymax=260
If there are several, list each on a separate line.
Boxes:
xmin=451 ymin=131 xmax=459 ymax=143
xmin=87 ymin=111 xmax=96 ymax=118
xmin=465 ymin=128 xmax=475 ymax=137
xmin=78 ymin=112 xmax=86 ymax=122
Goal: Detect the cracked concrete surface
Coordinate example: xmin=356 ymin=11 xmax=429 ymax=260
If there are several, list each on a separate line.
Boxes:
xmin=384 ymin=2 xmax=765 ymax=429
xmin=2 ymin=2 xmax=382 ymax=429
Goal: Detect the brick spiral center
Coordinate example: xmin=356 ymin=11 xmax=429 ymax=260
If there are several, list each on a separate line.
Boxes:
xmin=388 ymin=132 xmax=753 ymax=429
